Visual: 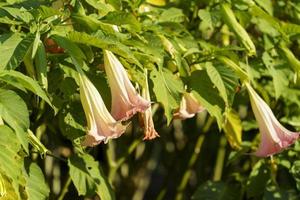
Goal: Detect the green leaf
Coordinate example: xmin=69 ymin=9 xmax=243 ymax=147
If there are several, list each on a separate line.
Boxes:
xmin=279 ymin=44 xmax=300 ymax=79
xmin=198 ymin=9 xmax=214 ymax=39
xmin=189 ymin=70 xmax=224 ymax=129
xmin=159 ymin=35 xmax=188 ymax=77
xmin=216 ymin=56 xmax=249 ymax=82
xmin=67 ymin=31 xmax=141 ymax=66
xmin=51 ymin=34 xmax=86 ymax=63
xmin=206 ymin=63 xmax=227 ymax=105
xmin=71 ymin=13 xmax=117 ymax=34
xmin=0 ymin=89 xmax=29 ymax=152
xmin=0 ymin=125 xmax=24 ymax=200
xmin=150 ymin=68 xmax=184 ymax=124
xmin=31 ymin=31 xmax=40 ymax=59
xmin=262 ymin=52 xmax=289 ymax=99
xmin=125 ymin=33 xmax=164 ymax=65
xmin=106 ymin=0 xmax=121 ymax=9
xmin=0 ymin=6 xmax=33 ymax=23
xmin=223 ymin=109 xmax=242 ymax=149
xmin=84 ymin=0 xmax=114 ymax=17
xmin=25 ymin=162 xmax=49 ymax=200
xmin=68 ymin=153 xmax=115 ymax=200
xmin=0 ymin=173 xmax=19 ymax=200
xmin=59 ymin=101 xmax=85 ymax=141
xmin=31 ymin=5 xmax=61 ymax=20
xmin=0 ymin=70 xmax=52 ymax=107
xmin=158 ymin=8 xmax=186 ymax=23
xmin=192 ymin=181 xmax=242 ymax=200
xmin=3 ymin=33 xmax=35 ymax=70
xmin=253 ymin=0 xmax=273 ymax=15
xmin=146 ymin=0 xmax=166 ymax=6
xmin=281 ymin=22 xmax=300 ymax=38
xmin=246 ymin=160 xmax=270 ymax=198
xmin=290 ymin=160 xmax=300 ymax=191
xmin=207 ymin=62 xmax=239 ymax=106
xmin=248 ymin=4 xmax=285 ymax=37
xmin=221 ymin=4 xmax=256 ymax=56
xmin=103 ymin=11 xmax=141 ymax=32
xmin=35 ymin=42 xmax=48 ymax=89
xmin=0 ymin=33 xmax=23 ymax=69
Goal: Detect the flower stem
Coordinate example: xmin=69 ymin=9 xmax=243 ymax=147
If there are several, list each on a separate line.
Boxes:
xmin=57 ymin=175 xmax=72 ymax=200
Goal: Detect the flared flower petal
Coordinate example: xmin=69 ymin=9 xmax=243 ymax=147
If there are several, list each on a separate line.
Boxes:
xmin=103 ymin=50 xmax=150 ymax=121
xmin=246 ymin=83 xmax=299 ymax=157
xmin=174 ymin=92 xmax=205 ymax=119
xmin=79 ymin=73 xmax=126 ymax=147
xmin=141 ymin=77 xmax=159 ymax=140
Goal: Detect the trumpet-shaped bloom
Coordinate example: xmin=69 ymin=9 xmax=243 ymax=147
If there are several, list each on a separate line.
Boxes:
xmin=79 ymin=74 xmax=126 ymax=147
xmin=174 ymin=92 xmax=205 ymax=119
xmin=246 ymin=83 xmax=299 ymax=157
xmin=103 ymin=50 xmax=150 ymax=121
xmin=141 ymin=78 xmax=159 ymax=140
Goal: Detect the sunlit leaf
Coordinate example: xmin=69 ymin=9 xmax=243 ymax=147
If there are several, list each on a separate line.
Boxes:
xmin=189 ymin=70 xmax=224 ymax=129
xmin=67 ymin=31 xmax=141 ymax=66
xmin=159 ymin=8 xmax=186 ymax=23
xmin=223 ymin=109 xmax=242 ymax=149
xmin=150 ymin=68 xmax=184 ymax=124
xmin=25 ymin=162 xmax=50 ymax=200
xmin=0 ymin=89 xmax=29 ymax=152
xmin=68 ymin=153 xmax=115 ymax=200
xmin=0 ymin=125 xmax=24 ymax=200
xmin=0 ymin=70 xmax=52 ymax=107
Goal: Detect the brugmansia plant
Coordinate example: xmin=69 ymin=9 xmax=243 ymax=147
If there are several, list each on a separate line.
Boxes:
xmin=1 ymin=0 xmax=300 ymax=199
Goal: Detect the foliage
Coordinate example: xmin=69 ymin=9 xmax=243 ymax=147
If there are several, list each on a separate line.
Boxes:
xmin=0 ymin=0 xmax=300 ymax=199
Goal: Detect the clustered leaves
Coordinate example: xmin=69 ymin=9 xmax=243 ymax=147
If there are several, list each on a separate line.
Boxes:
xmin=1 ymin=0 xmax=300 ymax=199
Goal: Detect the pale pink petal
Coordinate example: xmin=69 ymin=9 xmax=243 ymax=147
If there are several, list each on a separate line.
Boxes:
xmin=174 ymin=92 xmax=205 ymax=119
xmin=79 ymin=74 xmax=126 ymax=147
xmin=246 ymin=83 xmax=299 ymax=157
xmin=103 ymin=50 xmax=150 ymax=121
xmin=141 ymin=79 xmax=159 ymax=140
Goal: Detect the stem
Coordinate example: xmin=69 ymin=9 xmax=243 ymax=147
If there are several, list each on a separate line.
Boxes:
xmin=106 ymin=140 xmax=117 ymax=168
xmin=31 ymin=151 xmax=67 ymax=163
xmin=57 ymin=175 xmax=72 ymax=200
xmin=213 ymin=135 xmax=227 ymax=181
xmin=175 ymin=116 xmax=214 ymax=200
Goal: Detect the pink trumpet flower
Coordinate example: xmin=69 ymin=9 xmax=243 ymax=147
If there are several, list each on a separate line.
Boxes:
xmin=174 ymin=92 xmax=205 ymax=119
xmin=246 ymin=83 xmax=299 ymax=157
xmin=141 ymin=77 xmax=159 ymax=140
xmin=79 ymin=73 xmax=126 ymax=147
xmin=103 ymin=50 xmax=150 ymax=121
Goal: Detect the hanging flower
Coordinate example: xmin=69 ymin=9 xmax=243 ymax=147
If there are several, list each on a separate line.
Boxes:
xmin=140 ymin=74 xmax=159 ymax=140
xmin=173 ymin=92 xmax=205 ymax=119
xmin=103 ymin=50 xmax=150 ymax=121
xmin=79 ymin=73 xmax=126 ymax=147
xmin=246 ymin=83 xmax=299 ymax=157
